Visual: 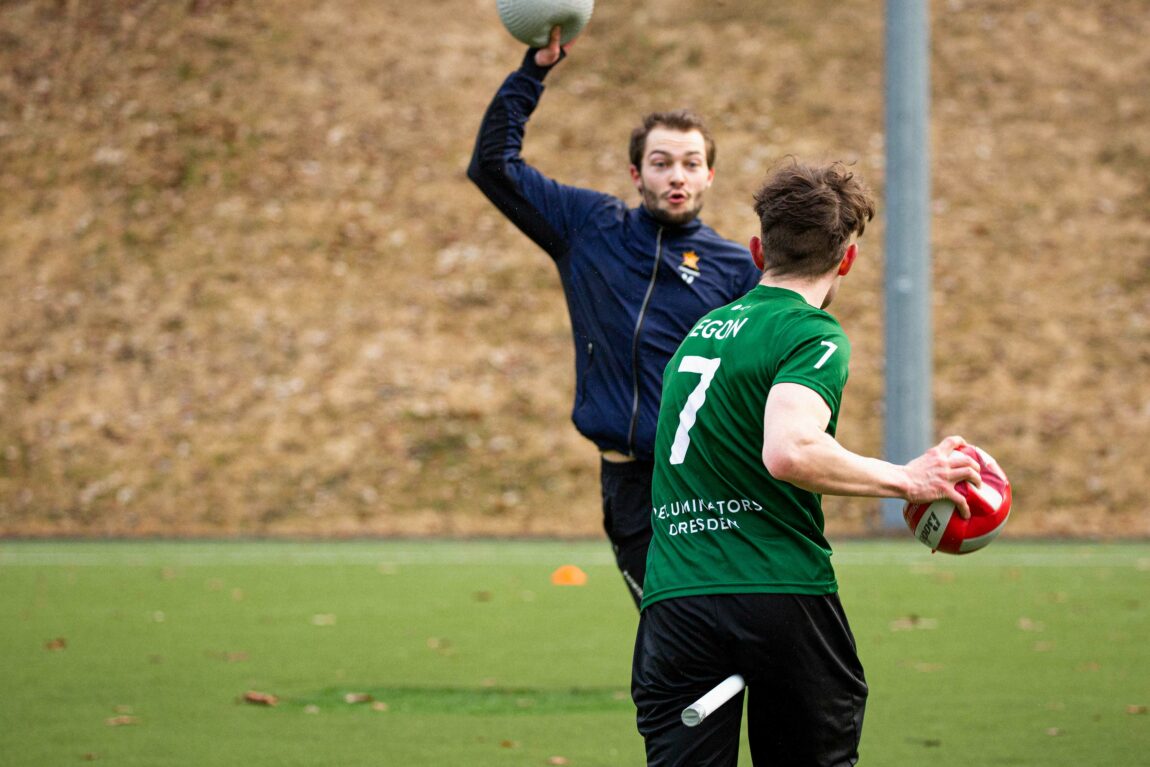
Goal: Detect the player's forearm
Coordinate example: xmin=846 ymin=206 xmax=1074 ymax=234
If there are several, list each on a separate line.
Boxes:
xmin=763 ymin=430 xmax=910 ymax=500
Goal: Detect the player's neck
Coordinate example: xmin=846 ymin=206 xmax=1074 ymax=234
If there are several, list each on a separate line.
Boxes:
xmin=758 ymin=273 xmax=837 ymax=309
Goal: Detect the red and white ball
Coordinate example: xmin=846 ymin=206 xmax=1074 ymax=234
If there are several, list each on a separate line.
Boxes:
xmin=904 ymin=445 xmax=1012 ymax=555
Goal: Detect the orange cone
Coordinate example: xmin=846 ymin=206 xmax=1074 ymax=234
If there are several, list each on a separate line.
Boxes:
xmin=550 ymin=564 xmax=588 ymax=586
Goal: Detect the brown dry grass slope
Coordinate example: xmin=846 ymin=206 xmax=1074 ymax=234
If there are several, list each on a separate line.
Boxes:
xmin=1 ymin=0 xmax=1147 ymax=539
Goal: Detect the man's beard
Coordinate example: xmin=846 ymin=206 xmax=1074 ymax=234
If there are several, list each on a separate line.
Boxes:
xmin=641 ymin=186 xmax=704 ymax=227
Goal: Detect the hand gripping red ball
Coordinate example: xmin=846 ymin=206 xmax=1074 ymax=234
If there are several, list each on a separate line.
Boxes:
xmin=904 ymin=445 xmax=1012 ymax=555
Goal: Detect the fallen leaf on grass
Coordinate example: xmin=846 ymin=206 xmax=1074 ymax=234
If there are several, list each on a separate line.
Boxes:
xmin=105 ymin=716 xmax=138 ymax=727
xmin=548 ymin=757 xmax=570 ymax=765
xmin=426 ymin=637 xmax=455 ymax=655
xmin=1127 ymin=705 xmax=1148 ymax=715
xmin=889 ymin=615 xmax=938 ymax=631
xmin=371 ymin=702 xmax=389 ymax=712
xmin=343 ymin=692 xmax=374 ymax=704
xmin=44 ymin=637 xmax=67 ymax=651
xmin=243 ymin=691 xmax=278 ymax=706
xmin=500 ymin=740 xmax=519 ymax=749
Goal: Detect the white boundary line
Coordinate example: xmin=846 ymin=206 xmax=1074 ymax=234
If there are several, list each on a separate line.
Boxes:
xmin=0 ymin=541 xmax=617 ymax=567
xmin=0 ymin=541 xmax=1147 ymax=569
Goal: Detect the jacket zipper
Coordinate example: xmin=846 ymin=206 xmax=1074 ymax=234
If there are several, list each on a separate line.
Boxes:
xmin=627 ymin=227 xmax=662 ymax=454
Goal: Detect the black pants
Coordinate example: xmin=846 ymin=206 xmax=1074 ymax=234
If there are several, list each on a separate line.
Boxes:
xmin=632 ymin=593 xmax=868 ymax=767
xmin=600 ymin=458 xmax=655 ymax=609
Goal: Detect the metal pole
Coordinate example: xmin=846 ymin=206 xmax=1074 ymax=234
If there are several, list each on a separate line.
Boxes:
xmin=881 ymin=0 xmax=933 ymax=529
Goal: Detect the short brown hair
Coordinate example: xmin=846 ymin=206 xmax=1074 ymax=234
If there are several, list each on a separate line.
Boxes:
xmin=629 ymin=110 xmax=716 ymax=169
xmin=752 ymin=160 xmax=875 ymax=278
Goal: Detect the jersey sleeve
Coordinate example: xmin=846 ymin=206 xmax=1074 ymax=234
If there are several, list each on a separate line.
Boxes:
xmin=771 ymin=316 xmax=851 ymax=418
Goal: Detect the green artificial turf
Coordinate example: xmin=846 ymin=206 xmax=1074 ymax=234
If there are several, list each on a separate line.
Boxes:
xmin=1 ymin=540 xmax=1147 ymax=765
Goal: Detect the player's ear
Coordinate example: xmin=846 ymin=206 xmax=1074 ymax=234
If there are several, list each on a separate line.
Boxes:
xmin=750 ymin=236 xmax=765 ymax=271
xmin=630 ymin=164 xmax=642 ymax=190
xmin=837 ymin=243 xmax=858 ymax=276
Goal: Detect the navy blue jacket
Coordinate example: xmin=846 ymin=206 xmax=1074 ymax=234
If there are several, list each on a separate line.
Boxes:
xmin=468 ymin=53 xmax=761 ymax=461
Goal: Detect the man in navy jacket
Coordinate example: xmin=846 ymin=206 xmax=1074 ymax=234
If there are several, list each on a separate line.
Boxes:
xmin=469 ymin=30 xmax=760 ymax=608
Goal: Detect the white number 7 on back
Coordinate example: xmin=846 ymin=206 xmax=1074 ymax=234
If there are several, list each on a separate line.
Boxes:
xmin=669 ymin=356 xmax=722 ymax=465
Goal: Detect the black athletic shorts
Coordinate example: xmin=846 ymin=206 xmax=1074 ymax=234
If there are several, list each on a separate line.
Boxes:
xmin=600 ymin=458 xmax=655 ymax=608
xmin=632 ymin=592 xmax=867 ymax=767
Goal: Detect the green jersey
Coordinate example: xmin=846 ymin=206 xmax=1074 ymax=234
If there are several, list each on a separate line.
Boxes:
xmin=641 ymin=285 xmax=851 ymax=609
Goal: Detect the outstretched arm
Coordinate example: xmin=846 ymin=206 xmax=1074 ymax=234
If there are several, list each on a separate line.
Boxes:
xmin=467 ymin=28 xmax=580 ymax=257
xmin=761 ymin=383 xmax=981 ymax=517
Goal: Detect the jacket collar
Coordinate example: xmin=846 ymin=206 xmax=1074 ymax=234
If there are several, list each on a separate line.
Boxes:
xmin=635 ymin=204 xmax=705 ymax=235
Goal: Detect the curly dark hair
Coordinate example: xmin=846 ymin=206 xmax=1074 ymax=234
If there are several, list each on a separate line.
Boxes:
xmin=752 ymin=160 xmax=876 ymax=277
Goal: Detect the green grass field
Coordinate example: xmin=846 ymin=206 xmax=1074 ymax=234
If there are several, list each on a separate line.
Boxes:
xmin=2 ymin=540 xmax=1147 ymax=766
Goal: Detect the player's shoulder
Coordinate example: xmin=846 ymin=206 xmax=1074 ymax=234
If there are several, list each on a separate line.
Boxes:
xmin=692 ymin=221 xmax=749 ymax=255
xmin=782 ymin=305 xmax=847 ymax=343
xmin=786 ymin=301 xmax=843 ymax=328
xmin=562 ymin=188 xmax=630 ymax=228
xmin=748 ymin=291 xmax=846 ymax=339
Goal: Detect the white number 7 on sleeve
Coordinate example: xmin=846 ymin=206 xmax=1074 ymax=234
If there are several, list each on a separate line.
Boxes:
xmin=669 ymin=356 xmax=722 ymax=465
xmin=814 ymin=340 xmax=838 ymax=370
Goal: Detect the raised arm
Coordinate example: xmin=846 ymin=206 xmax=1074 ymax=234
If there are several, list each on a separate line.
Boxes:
xmin=467 ymin=28 xmax=582 ymax=258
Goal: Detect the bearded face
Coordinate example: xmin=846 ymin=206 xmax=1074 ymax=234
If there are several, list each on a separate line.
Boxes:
xmin=631 ymin=127 xmax=714 ymax=227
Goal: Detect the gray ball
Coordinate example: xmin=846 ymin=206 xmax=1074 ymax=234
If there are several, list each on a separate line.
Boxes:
xmin=496 ymin=0 xmax=594 ymax=47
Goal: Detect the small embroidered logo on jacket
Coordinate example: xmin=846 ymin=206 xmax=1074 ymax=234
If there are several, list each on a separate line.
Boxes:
xmin=678 ymin=251 xmax=701 ymax=285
